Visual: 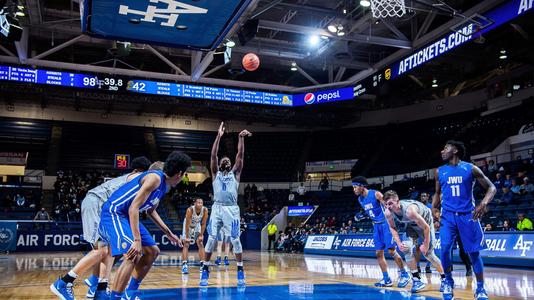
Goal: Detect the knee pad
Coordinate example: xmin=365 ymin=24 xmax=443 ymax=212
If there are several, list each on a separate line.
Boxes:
xmin=205 ymin=235 xmax=217 ymax=253
xmin=230 ymin=237 xmax=243 ymax=254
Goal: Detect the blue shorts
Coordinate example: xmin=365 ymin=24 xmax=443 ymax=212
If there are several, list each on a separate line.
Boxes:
xmin=98 ymin=211 xmax=157 ymax=256
xmin=440 ymin=210 xmax=486 ymax=253
xmin=373 ymin=222 xmax=395 ymax=250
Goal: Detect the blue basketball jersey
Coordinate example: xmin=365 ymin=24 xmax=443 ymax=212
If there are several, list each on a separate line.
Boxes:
xmin=358 ymin=189 xmax=385 ymax=223
xmin=438 ymin=161 xmax=475 ymax=213
xmin=103 ymin=170 xmax=167 ymax=215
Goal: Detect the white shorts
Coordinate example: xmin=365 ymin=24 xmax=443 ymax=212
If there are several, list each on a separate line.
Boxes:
xmin=182 ymin=224 xmax=201 ymax=244
xmin=209 ymin=204 xmax=241 ymax=240
xmin=81 ymin=194 xmax=103 ymax=245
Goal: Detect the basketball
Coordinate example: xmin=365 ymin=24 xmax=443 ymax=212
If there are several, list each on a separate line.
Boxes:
xmin=242 ymin=53 xmax=260 ymax=71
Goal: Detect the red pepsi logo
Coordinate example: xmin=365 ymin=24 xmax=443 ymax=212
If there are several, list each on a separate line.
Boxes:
xmin=304 ymin=93 xmax=315 ymax=104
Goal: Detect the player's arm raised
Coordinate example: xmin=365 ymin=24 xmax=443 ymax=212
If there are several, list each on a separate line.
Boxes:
xmin=127 ymin=173 xmax=159 ymax=260
xmin=472 ymin=165 xmax=497 ymax=220
xmin=148 ymin=204 xmax=182 ymax=247
xmin=432 ymin=168 xmax=441 ymax=221
xmin=385 ymin=209 xmax=405 ymax=251
xmin=199 ymin=208 xmax=208 ymax=243
xmin=233 ymin=129 xmax=251 ymax=182
xmin=407 ymin=206 xmax=430 ymax=255
xmin=211 ymin=122 xmax=224 ymax=180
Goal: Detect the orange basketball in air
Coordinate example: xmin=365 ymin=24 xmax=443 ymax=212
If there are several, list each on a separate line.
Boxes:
xmin=242 ymin=53 xmax=260 ymax=71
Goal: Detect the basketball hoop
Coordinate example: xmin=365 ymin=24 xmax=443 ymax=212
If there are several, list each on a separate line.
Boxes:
xmin=370 ymin=0 xmax=406 ymax=18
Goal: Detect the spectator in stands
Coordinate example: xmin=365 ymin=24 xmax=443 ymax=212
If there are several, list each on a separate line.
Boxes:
xmin=288 ymin=193 xmax=295 ymax=202
xmin=285 ymin=222 xmax=294 ymax=235
xmin=521 ymin=177 xmax=534 ymax=194
xmin=510 ymin=179 xmax=523 ymax=195
xmin=182 ymin=173 xmax=190 ymax=192
xmin=34 ymin=207 xmax=52 ymax=221
xmin=297 ymin=183 xmax=306 ymax=199
xmin=408 ymin=186 xmax=419 ymax=200
xmin=487 ymin=160 xmax=498 ymax=174
xmin=418 ymin=192 xmax=432 ymax=210
xmin=517 ymin=213 xmax=533 ymax=231
xmin=499 ymin=187 xmax=513 ymax=205
xmin=276 ymin=232 xmax=288 ymax=252
xmin=68 ymin=204 xmax=81 ymax=222
xmin=267 ymin=221 xmax=278 ymax=251
xmin=251 ymin=184 xmax=258 ymax=200
xmin=484 ymin=223 xmax=493 ymax=232
xmin=493 ymin=173 xmax=504 ymax=190
xmin=15 ymin=194 xmax=26 ymax=208
xmin=244 ymin=184 xmax=251 ymax=201
xmin=53 ymin=204 xmax=66 ymax=221
xmin=502 ymin=219 xmax=515 ymax=231
xmin=319 ymin=176 xmax=329 ymax=191
xmin=504 ymin=174 xmax=513 ymax=188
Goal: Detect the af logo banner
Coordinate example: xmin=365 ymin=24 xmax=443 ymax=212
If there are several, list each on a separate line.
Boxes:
xmin=0 ymin=222 xmax=17 ymax=252
xmin=80 ymin=0 xmax=254 ymax=50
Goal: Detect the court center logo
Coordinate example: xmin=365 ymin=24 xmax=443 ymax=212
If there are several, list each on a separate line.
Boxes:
xmin=119 ymin=0 xmax=208 ymax=28
xmin=304 ymin=93 xmax=315 ymax=104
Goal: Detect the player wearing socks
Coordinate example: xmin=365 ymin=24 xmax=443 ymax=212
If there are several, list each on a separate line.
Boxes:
xmin=181 ymin=198 xmax=208 ymax=274
xmin=351 ymin=176 xmax=410 ymax=288
xmin=432 ymin=140 xmax=496 ymax=300
xmin=383 ymin=190 xmax=447 ymax=293
xmin=201 ymin=122 xmax=251 ymax=287
xmin=99 ymin=151 xmax=190 ymax=300
xmin=50 ymin=156 xmax=151 ymax=300
xmin=214 ymin=229 xmax=231 ymax=266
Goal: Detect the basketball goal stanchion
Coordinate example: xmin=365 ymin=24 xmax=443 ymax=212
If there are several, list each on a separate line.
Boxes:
xmin=370 ymin=0 xmax=406 ymax=18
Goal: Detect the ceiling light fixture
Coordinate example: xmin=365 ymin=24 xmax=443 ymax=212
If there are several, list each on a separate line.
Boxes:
xmin=360 ymin=0 xmax=371 ymax=8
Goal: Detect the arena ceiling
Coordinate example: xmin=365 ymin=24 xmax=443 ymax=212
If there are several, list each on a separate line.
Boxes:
xmin=0 ymin=0 xmax=533 ymax=127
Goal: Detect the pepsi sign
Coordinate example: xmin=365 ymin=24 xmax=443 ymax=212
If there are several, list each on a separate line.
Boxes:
xmin=293 ymin=87 xmax=354 ymax=106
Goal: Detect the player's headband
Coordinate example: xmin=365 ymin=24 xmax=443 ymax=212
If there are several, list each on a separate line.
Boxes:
xmin=351 ymin=182 xmax=366 ymax=187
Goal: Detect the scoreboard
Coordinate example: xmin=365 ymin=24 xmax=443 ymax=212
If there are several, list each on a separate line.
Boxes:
xmin=0 ymin=65 xmax=125 ymax=91
xmin=0 ymin=64 xmax=293 ymax=107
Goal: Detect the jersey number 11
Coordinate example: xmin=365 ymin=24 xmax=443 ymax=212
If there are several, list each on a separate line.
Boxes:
xmin=450 ymin=185 xmax=460 ymax=197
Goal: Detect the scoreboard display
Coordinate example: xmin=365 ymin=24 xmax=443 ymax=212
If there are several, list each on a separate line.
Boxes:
xmin=0 ymin=65 xmax=125 ymax=91
xmin=114 ymin=154 xmax=130 ymax=170
xmin=0 ymin=64 xmax=293 ymax=107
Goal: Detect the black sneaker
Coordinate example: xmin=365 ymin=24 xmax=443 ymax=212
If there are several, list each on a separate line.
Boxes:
xmin=466 ymin=268 xmax=473 ymax=276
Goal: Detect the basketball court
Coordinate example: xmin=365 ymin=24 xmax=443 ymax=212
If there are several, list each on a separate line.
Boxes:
xmin=0 ymin=251 xmax=531 ymax=299
xmin=1 ymin=0 xmax=534 ymax=300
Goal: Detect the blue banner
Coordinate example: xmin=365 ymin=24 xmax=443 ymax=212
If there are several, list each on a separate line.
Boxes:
xmin=288 ymin=206 xmax=315 ymax=217
xmin=385 ymin=0 xmax=534 ymax=80
xmin=0 ymin=222 xmax=17 ymax=252
xmin=305 ymin=232 xmax=534 ymax=260
xmin=81 ymin=0 xmax=253 ymax=50
xmin=293 ymin=87 xmax=355 ymax=106
xmin=13 ymin=227 xmax=260 ymax=252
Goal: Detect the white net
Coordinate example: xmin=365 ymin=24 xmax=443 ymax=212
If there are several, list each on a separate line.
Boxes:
xmin=370 ymin=0 xmax=406 ymax=18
